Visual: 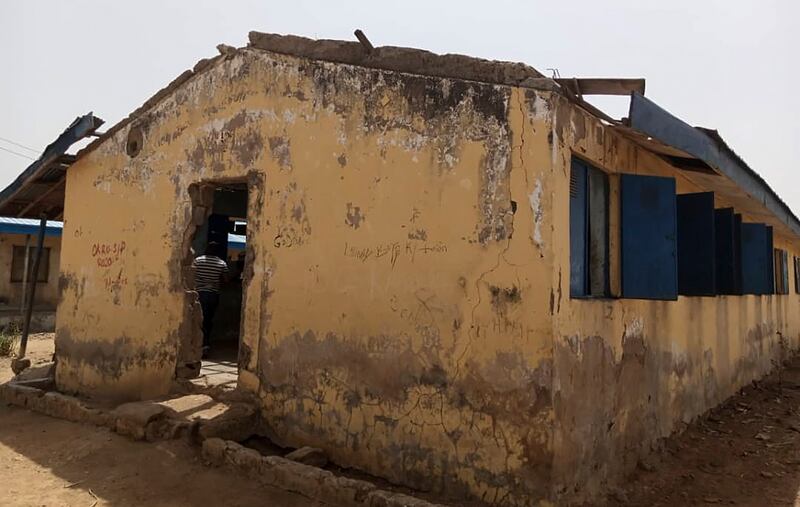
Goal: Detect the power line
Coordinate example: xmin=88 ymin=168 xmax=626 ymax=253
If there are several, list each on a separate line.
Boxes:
xmin=0 ymin=145 xmax=37 ymax=161
xmin=0 ymin=136 xmax=39 ymax=154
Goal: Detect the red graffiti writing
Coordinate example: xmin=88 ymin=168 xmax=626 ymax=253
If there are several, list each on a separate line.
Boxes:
xmin=92 ymin=241 xmax=127 ymax=267
xmin=104 ymin=274 xmax=128 ymax=292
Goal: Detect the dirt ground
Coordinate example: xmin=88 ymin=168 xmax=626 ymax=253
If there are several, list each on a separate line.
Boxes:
xmin=0 ymin=333 xmax=55 ymax=384
xmin=0 ymin=406 xmax=321 ymax=506
xmin=616 ymin=356 xmax=800 ymax=506
xmin=0 ymin=335 xmax=318 ymax=507
xmin=4 ymin=335 xmax=800 ymax=506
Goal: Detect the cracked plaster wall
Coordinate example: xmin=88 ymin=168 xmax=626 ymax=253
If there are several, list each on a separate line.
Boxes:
xmin=548 ymin=94 xmax=800 ymax=503
xmin=53 ymin=43 xmax=800 ymax=506
xmin=54 ymin=48 xmax=559 ymax=506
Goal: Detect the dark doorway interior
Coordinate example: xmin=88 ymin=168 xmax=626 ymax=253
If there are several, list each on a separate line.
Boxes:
xmin=191 ymin=183 xmax=248 ymax=384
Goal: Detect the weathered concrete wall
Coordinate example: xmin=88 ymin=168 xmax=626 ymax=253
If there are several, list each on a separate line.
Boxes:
xmin=54 ymin=42 xmax=800 ymax=505
xmin=56 ymin=49 xmax=556 ymax=504
xmin=0 ymin=233 xmax=61 ymax=309
xmin=548 ymin=94 xmax=800 ymax=502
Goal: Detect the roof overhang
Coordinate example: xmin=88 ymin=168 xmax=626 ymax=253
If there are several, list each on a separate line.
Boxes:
xmin=619 ymin=93 xmax=800 ymax=238
xmin=0 ymin=217 xmax=63 ymax=236
xmin=0 ymin=113 xmax=104 ymax=219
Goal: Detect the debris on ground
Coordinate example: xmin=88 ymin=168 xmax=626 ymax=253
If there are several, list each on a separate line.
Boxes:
xmin=617 ymin=355 xmax=800 ymax=506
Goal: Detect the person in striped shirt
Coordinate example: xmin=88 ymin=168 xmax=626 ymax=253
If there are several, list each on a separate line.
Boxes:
xmin=192 ymin=241 xmax=230 ymax=356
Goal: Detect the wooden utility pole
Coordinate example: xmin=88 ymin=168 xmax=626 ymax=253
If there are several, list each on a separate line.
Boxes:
xmin=19 ymin=234 xmax=30 ymax=315
xmin=13 ymin=214 xmax=47 ymax=372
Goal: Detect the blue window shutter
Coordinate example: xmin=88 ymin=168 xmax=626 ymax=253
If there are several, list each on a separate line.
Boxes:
xmin=677 ymin=192 xmax=715 ymax=296
xmin=714 ymin=208 xmax=737 ymax=294
xmin=569 ymin=159 xmax=588 ymax=297
xmin=716 ymin=208 xmax=746 ymax=295
xmin=733 ymin=214 xmax=743 ymax=293
xmin=621 ymin=174 xmax=678 ymax=300
xmin=795 ymin=256 xmax=800 ymax=294
xmin=782 ymin=250 xmax=789 ymax=294
xmin=741 ymin=223 xmax=770 ymax=294
xmin=766 ymin=226 xmax=775 ymax=294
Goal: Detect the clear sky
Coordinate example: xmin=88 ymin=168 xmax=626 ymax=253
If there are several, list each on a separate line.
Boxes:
xmin=1 ymin=1 xmax=798 ymax=213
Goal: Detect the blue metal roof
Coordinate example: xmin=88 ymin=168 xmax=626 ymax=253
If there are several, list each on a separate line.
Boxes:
xmin=228 ymin=233 xmax=245 ymax=250
xmin=0 ymin=217 xmax=63 ymax=237
xmin=0 ymin=113 xmax=104 ymax=219
xmin=627 ymin=93 xmax=800 ymax=238
xmin=0 ymin=217 xmax=248 ymax=247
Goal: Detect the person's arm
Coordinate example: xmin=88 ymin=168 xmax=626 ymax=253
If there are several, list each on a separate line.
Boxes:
xmin=221 ymin=259 xmax=232 ymax=283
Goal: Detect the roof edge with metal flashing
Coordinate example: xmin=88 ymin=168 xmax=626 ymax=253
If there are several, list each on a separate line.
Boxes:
xmin=0 ymin=113 xmax=104 ymax=219
xmin=627 ymin=93 xmax=800 ymax=238
xmin=0 ymin=217 xmax=63 ymax=237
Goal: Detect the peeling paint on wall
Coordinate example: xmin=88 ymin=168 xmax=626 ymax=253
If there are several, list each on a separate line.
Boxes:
xmin=528 ymin=178 xmax=544 ymax=253
xmin=52 ymin=42 xmax=800 ymax=507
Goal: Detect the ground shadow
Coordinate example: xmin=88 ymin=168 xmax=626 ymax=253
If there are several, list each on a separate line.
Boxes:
xmin=0 ymin=403 xmax=320 ymax=506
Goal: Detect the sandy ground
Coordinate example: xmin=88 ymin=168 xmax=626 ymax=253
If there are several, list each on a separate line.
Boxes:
xmin=616 ymin=356 xmax=800 ymax=506
xmin=4 ymin=334 xmax=800 ymax=506
xmin=0 ymin=407 xmax=320 ymax=507
xmin=0 ymin=333 xmax=54 ymax=384
xmin=0 ymin=335 xmax=318 ymax=507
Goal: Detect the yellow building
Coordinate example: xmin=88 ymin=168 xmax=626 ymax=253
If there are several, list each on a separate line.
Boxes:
xmin=6 ymin=33 xmax=800 ymax=505
xmin=0 ymin=218 xmax=62 ymax=331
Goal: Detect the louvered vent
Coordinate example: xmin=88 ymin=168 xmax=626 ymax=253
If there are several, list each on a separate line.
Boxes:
xmin=569 ymin=168 xmax=579 ymax=198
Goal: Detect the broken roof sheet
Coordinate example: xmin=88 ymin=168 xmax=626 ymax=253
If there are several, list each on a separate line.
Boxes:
xmin=0 ymin=114 xmax=104 ymax=219
xmin=61 ymin=32 xmax=796 ymax=239
xmin=624 ymin=93 xmax=800 ymax=237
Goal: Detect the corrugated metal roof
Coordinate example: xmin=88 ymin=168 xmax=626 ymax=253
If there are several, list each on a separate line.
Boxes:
xmin=0 ymin=216 xmax=63 ymax=236
xmin=0 ymin=217 xmax=245 ymax=246
xmin=0 ymin=114 xmax=103 ymax=219
xmin=0 ymin=217 xmax=248 ymax=246
xmin=625 ymin=93 xmax=800 ymax=238
xmin=228 ymin=233 xmax=245 ymax=250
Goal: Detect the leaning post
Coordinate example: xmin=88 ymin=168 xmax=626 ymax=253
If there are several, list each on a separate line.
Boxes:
xmin=19 ymin=233 xmax=30 ymax=315
xmin=17 ymin=213 xmax=47 ymax=361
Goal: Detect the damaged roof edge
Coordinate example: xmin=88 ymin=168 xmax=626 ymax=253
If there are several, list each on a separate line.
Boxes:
xmin=74 ymin=32 xmax=568 ymax=163
xmin=0 ymin=113 xmax=104 ymax=218
xmin=75 ymin=54 xmax=225 ymax=161
xmin=628 ymin=93 xmax=800 ymax=238
xmin=65 ymin=32 xmax=797 ymax=239
xmin=247 ymin=31 xmax=549 ymax=87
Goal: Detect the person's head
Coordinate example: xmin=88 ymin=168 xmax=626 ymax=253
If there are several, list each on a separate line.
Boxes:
xmin=206 ymin=241 xmax=221 ymax=257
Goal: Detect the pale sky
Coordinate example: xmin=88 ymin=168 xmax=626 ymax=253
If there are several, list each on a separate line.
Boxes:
xmin=1 ymin=1 xmax=798 ymax=214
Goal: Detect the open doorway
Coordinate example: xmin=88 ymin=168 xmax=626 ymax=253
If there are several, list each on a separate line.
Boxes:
xmin=187 ymin=181 xmax=248 ymax=388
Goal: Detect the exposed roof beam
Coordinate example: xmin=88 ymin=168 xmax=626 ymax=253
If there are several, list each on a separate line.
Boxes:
xmin=18 ymin=179 xmax=65 ymax=217
xmin=556 ymin=78 xmax=646 ymax=96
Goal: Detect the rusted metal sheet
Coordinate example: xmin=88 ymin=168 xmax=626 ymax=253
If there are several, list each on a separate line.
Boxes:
xmin=556 ymin=77 xmax=645 ymax=96
xmin=0 ymin=114 xmax=104 ymax=219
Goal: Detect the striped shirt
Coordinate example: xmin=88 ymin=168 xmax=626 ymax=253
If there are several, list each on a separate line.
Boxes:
xmin=192 ymin=255 xmax=229 ymax=293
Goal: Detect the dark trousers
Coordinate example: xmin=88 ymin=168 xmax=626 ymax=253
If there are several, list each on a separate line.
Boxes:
xmin=198 ymin=290 xmax=220 ymax=348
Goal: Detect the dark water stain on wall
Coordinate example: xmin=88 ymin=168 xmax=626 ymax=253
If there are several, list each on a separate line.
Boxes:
xmin=345 ymin=203 xmax=364 ymax=229
xmin=551 ymin=323 xmax=783 ymax=502
xmin=259 ymin=330 xmax=553 ymax=505
xmin=56 ymin=329 xmax=176 ymax=391
xmin=298 ymin=58 xmax=514 ymax=245
xmin=268 ymin=136 xmax=292 ymax=169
